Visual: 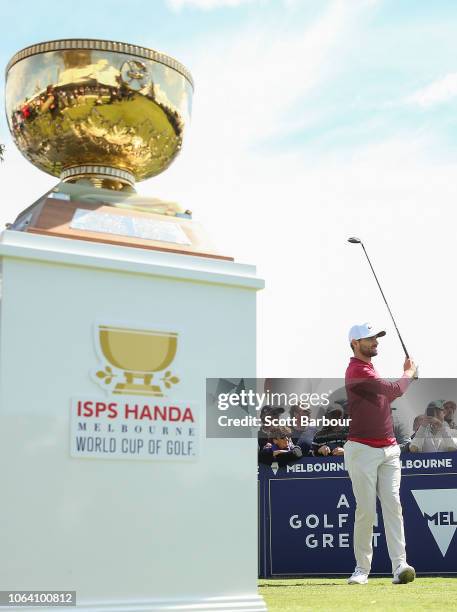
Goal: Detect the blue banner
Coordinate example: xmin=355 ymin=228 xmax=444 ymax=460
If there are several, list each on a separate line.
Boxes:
xmin=258 ymin=452 xmax=457 ymax=576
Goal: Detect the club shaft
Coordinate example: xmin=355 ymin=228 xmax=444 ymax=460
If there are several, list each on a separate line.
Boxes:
xmin=360 ymin=243 xmax=410 ymax=359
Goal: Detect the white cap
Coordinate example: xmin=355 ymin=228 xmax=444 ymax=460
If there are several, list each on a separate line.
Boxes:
xmin=348 ymin=323 xmax=386 ymax=342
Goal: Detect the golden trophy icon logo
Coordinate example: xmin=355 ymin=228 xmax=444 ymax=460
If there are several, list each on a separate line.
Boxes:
xmin=95 ymin=325 xmax=180 ymax=396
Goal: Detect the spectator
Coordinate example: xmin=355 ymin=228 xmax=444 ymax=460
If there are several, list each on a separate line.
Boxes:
xmin=412 ymin=414 xmax=427 ymax=433
xmin=391 ymin=405 xmax=412 ymax=453
xmin=258 ymin=405 xmax=285 ymax=465
xmin=312 ymin=404 xmax=348 ymax=457
xmin=21 ymin=99 xmax=31 ymax=120
xmin=258 ymin=422 xmax=302 ymax=467
xmin=269 ymin=426 xmax=302 ymax=466
xmin=334 ymin=398 xmax=349 ymax=416
xmin=443 ymin=401 xmax=456 ymax=429
xmin=410 ymin=401 xmax=457 ymax=453
xmin=259 ymin=405 xmax=284 ymax=441
xmin=289 ymin=405 xmax=315 ymax=456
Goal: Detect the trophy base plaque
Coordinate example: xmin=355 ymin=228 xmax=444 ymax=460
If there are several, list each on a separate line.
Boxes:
xmin=11 ymin=194 xmax=232 ymax=261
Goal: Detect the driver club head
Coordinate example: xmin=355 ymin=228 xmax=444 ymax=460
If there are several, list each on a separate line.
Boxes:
xmin=348 ymin=236 xmax=362 ymax=244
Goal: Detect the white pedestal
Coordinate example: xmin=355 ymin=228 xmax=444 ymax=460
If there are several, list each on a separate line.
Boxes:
xmin=0 ymin=231 xmax=266 ymax=612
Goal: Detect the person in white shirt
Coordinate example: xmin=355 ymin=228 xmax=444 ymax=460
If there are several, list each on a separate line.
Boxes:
xmin=410 ymin=401 xmax=457 ymax=453
xmin=443 ymin=400 xmax=456 ymax=429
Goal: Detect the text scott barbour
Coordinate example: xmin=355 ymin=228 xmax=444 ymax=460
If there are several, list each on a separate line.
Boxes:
xmin=218 ymin=415 xmax=351 ymax=428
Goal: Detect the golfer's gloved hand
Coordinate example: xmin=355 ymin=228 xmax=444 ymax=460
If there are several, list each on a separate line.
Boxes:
xmin=403 ymin=358 xmax=418 ymax=379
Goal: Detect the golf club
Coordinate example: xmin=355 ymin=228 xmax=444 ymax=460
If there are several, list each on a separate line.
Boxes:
xmin=347 ymin=236 xmax=416 ymax=374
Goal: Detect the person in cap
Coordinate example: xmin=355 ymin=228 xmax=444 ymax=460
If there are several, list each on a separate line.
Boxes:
xmin=344 ymin=322 xmax=417 ymax=585
xmin=258 ymin=420 xmax=303 ymax=467
xmin=269 ymin=426 xmax=303 ymax=465
xmin=409 ymin=401 xmax=457 ymax=453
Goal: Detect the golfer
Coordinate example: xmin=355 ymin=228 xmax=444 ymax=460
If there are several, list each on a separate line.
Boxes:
xmin=344 ymin=323 xmax=417 ymax=585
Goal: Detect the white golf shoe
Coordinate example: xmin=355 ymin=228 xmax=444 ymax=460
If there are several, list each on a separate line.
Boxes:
xmin=392 ymin=563 xmax=416 ymax=584
xmin=347 ymin=567 xmax=369 ymax=584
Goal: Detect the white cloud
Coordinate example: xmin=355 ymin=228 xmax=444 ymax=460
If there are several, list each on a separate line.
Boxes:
xmin=185 ymin=0 xmax=363 ymax=152
xmin=168 ymin=0 xmax=253 ymax=10
xmin=406 ymin=72 xmax=457 ymax=108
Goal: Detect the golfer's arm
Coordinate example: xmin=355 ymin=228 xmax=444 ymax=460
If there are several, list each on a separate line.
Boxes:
xmin=350 ymin=373 xmax=412 ymax=400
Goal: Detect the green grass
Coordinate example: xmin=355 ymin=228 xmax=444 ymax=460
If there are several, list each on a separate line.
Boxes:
xmin=259 ymin=578 xmax=457 ymax=611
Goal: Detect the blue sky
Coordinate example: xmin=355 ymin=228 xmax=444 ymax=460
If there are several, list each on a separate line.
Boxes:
xmin=2 ymin=0 xmax=457 ymax=377
xmin=2 ymin=0 xmax=457 ymax=154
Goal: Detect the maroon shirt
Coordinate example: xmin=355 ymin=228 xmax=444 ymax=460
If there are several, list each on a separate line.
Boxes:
xmin=345 ymin=357 xmax=412 ymax=446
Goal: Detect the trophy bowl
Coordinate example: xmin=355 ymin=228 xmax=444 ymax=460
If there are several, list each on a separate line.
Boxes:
xmin=5 ymin=39 xmax=194 ymax=190
xmin=98 ymin=326 xmax=178 ymax=396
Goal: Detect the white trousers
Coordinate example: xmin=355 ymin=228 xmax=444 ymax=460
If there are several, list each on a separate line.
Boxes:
xmin=344 ymin=440 xmax=407 ymax=573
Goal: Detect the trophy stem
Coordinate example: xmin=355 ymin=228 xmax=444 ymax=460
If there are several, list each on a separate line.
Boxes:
xmin=61 ymin=165 xmax=136 ymax=192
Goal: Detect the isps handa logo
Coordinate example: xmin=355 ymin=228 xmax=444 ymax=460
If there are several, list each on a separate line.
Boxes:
xmin=93 ymin=324 xmax=180 ymax=397
xmin=71 ymin=322 xmax=198 ymax=462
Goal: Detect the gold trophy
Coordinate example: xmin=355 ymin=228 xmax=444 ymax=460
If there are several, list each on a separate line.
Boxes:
xmin=5 ymin=39 xmax=228 ymax=260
